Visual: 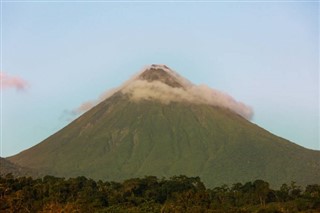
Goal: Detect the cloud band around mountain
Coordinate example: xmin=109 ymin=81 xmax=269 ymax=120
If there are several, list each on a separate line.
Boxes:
xmin=122 ymin=80 xmax=253 ymax=120
xmin=73 ymin=65 xmax=253 ymax=120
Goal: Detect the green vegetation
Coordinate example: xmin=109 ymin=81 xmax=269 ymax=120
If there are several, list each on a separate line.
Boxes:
xmin=1 ymin=174 xmax=319 ymax=213
xmin=8 ymin=94 xmax=320 ymax=188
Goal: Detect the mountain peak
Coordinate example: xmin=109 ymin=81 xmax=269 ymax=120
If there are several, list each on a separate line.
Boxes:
xmin=119 ymin=64 xmax=253 ymax=120
xmin=138 ymin=64 xmax=184 ymax=88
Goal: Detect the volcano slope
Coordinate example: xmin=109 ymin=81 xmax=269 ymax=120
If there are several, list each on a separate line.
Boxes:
xmin=8 ymin=65 xmax=320 ymax=188
xmin=0 ymin=157 xmax=38 ymax=177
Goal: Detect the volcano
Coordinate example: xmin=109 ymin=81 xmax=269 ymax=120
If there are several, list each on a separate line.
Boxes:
xmin=7 ymin=65 xmax=320 ymax=187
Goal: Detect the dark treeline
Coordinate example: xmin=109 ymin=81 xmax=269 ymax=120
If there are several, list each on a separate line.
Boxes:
xmin=0 ymin=174 xmax=319 ymax=213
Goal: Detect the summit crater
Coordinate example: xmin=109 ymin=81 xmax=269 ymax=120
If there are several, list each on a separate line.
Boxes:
xmin=138 ymin=64 xmax=185 ymax=88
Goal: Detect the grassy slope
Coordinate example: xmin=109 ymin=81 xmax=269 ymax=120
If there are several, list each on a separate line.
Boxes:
xmin=8 ymin=93 xmax=320 ymax=188
xmin=0 ymin=157 xmax=39 ymax=177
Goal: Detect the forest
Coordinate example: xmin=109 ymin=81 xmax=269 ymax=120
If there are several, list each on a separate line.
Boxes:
xmin=0 ymin=174 xmax=319 ymax=213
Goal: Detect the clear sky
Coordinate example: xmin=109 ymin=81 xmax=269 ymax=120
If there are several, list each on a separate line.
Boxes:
xmin=1 ymin=1 xmax=319 ymax=157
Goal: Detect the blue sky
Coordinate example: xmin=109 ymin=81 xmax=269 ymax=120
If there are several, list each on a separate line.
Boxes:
xmin=1 ymin=1 xmax=319 ymax=157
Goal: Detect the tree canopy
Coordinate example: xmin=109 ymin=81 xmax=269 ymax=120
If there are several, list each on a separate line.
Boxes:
xmin=0 ymin=174 xmax=319 ymax=212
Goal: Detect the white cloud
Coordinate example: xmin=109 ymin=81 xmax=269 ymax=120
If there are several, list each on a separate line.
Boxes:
xmin=74 ymin=65 xmax=254 ymax=120
xmin=122 ymin=79 xmax=253 ymax=120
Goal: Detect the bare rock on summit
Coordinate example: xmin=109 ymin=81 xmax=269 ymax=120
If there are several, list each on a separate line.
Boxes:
xmin=138 ymin=64 xmax=185 ymax=88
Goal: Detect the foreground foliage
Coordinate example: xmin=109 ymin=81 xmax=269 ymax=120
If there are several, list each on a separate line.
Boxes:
xmin=0 ymin=174 xmax=319 ymax=213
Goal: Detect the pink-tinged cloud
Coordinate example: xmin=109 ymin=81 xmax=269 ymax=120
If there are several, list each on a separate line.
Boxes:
xmin=0 ymin=72 xmax=29 ymax=90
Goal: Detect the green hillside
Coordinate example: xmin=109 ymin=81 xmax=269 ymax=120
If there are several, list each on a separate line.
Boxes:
xmin=8 ymin=92 xmax=320 ymax=188
xmin=7 ymin=65 xmax=320 ymax=188
xmin=0 ymin=157 xmax=38 ymax=177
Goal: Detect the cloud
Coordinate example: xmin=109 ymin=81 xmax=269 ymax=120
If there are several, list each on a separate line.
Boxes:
xmin=73 ymin=65 xmax=254 ymax=120
xmin=0 ymin=72 xmax=29 ymax=90
xmin=122 ymin=80 xmax=253 ymax=120
xmin=72 ymin=87 xmax=119 ymax=115
xmin=71 ymin=66 xmax=150 ymax=115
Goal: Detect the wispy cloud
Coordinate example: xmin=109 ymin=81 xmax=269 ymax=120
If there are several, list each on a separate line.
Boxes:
xmin=72 ymin=88 xmax=118 ymax=115
xmin=0 ymin=72 xmax=29 ymax=91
